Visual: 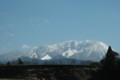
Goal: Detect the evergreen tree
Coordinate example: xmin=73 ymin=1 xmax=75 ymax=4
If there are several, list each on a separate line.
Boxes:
xmin=18 ymin=58 xmax=24 ymax=65
xmin=100 ymin=46 xmax=118 ymax=67
xmin=6 ymin=62 xmax=11 ymax=66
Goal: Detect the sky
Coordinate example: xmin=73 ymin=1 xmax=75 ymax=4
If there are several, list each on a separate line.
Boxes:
xmin=0 ymin=0 xmax=120 ymax=54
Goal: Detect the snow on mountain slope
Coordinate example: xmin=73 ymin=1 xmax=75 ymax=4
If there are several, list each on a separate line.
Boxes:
xmin=62 ymin=48 xmax=78 ymax=58
xmin=33 ymin=40 xmax=108 ymax=61
xmin=0 ymin=40 xmax=108 ymax=63
xmin=41 ymin=55 xmax=52 ymax=60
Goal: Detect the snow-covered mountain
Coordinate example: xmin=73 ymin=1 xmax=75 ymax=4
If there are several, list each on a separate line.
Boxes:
xmin=0 ymin=40 xmax=108 ymax=63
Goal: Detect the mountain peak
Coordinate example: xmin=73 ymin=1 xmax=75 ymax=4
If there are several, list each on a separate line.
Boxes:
xmin=35 ymin=40 xmax=108 ymax=61
xmin=0 ymin=40 xmax=108 ymax=63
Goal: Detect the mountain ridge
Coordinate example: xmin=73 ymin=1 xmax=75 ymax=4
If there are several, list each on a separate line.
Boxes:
xmin=0 ymin=40 xmax=108 ymax=63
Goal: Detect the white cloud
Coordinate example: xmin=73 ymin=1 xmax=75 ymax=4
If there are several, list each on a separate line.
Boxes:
xmin=21 ymin=44 xmax=38 ymax=49
xmin=26 ymin=18 xmax=50 ymax=27
xmin=32 ymin=46 xmax=38 ymax=49
xmin=0 ymin=42 xmax=13 ymax=52
xmin=22 ymin=44 xmax=31 ymax=49
xmin=7 ymin=24 xmax=16 ymax=28
xmin=0 ymin=46 xmax=6 ymax=51
xmin=5 ymin=33 xmax=15 ymax=37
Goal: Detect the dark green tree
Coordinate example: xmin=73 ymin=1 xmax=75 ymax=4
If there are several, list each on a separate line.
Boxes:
xmin=100 ymin=46 xmax=118 ymax=67
xmin=6 ymin=61 xmax=11 ymax=66
xmin=18 ymin=58 xmax=24 ymax=65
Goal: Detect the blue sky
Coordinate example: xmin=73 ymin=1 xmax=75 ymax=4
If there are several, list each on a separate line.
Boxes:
xmin=0 ymin=0 xmax=120 ymax=53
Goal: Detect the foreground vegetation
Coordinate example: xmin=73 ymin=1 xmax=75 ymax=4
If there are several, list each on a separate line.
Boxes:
xmin=0 ymin=46 xmax=120 ymax=80
xmin=0 ymin=65 xmax=98 ymax=80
